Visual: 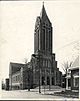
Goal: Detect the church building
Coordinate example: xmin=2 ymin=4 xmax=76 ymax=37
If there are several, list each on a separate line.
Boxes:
xmin=31 ymin=3 xmax=62 ymax=88
xmin=9 ymin=3 xmax=62 ymax=90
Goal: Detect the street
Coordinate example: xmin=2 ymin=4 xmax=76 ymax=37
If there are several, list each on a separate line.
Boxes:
xmin=1 ymin=89 xmax=77 ymax=100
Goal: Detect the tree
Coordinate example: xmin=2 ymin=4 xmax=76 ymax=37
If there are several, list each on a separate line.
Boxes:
xmin=62 ymin=61 xmax=73 ymax=74
xmin=24 ymin=58 xmax=28 ymax=64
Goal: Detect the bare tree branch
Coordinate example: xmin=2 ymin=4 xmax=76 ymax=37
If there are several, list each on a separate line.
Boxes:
xmin=24 ymin=58 xmax=28 ymax=64
xmin=61 ymin=61 xmax=73 ymax=74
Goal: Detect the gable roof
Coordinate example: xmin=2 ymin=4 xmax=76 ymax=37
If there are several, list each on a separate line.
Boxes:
xmin=9 ymin=62 xmax=25 ymax=74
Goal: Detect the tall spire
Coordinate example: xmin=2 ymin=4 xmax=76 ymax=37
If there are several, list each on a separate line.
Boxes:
xmin=40 ymin=2 xmax=47 ymax=18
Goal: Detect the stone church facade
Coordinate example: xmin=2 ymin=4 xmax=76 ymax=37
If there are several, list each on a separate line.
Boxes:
xmin=9 ymin=4 xmax=62 ymax=90
xmin=31 ymin=4 xmax=62 ymax=88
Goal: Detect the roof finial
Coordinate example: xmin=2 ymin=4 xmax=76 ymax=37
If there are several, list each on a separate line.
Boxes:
xmin=43 ymin=1 xmax=44 ymax=6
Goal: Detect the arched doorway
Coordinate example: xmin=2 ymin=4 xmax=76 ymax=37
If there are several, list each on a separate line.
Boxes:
xmin=52 ymin=77 xmax=54 ymax=85
xmin=47 ymin=76 xmax=50 ymax=85
xmin=42 ymin=76 xmax=45 ymax=85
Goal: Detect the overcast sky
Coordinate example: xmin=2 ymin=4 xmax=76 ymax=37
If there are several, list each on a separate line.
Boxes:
xmin=0 ymin=1 xmax=80 ymax=80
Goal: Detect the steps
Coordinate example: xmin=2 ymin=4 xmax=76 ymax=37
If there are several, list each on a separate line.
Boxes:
xmin=35 ymin=85 xmax=62 ymax=90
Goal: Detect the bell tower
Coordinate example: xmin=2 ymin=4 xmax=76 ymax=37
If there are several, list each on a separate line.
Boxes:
xmin=32 ymin=3 xmax=60 ymax=88
xmin=34 ymin=3 xmax=53 ymax=54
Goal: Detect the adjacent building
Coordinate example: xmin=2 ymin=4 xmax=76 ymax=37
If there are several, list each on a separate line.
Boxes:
xmin=9 ymin=62 xmax=24 ymax=90
xmin=66 ymin=56 xmax=79 ymax=92
xmin=5 ymin=78 xmax=9 ymax=90
xmin=9 ymin=62 xmax=33 ymax=90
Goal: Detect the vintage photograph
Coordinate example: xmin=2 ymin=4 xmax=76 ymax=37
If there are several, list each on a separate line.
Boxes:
xmin=0 ymin=0 xmax=79 ymax=100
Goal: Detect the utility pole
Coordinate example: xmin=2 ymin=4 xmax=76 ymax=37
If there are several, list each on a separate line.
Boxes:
xmin=32 ymin=51 xmax=41 ymax=93
xmin=38 ymin=52 xmax=41 ymax=93
xmin=28 ymin=66 xmax=30 ymax=91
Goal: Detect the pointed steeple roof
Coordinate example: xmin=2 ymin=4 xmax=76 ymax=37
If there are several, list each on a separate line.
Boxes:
xmin=40 ymin=2 xmax=51 ymax=24
xmin=40 ymin=2 xmax=47 ymax=18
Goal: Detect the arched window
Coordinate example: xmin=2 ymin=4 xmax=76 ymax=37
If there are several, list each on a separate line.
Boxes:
xmin=48 ymin=60 xmax=51 ymax=67
xmin=42 ymin=29 xmax=45 ymax=50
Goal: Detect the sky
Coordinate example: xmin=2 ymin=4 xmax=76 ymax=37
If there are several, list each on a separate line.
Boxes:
xmin=0 ymin=1 xmax=80 ymax=80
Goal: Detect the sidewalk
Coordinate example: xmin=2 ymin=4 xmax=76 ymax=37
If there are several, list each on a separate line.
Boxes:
xmin=1 ymin=89 xmax=68 ymax=99
xmin=30 ymin=88 xmax=79 ymax=99
xmin=1 ymin=88 xmax=79 ymax=99
xmin=54 ymin=90 xmax=79 ymax=98
xmin=30 ymin=87 xmax=63 ymax=95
